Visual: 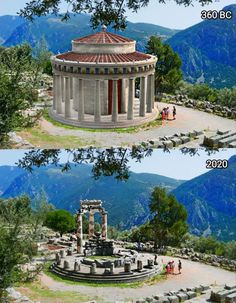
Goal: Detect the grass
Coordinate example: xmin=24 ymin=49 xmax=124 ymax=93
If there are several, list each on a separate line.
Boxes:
xmin=87 ymin=255 xmax=118 ymax=260
xmin=44 ymin=263 xmax=166 ymax=289
xmin=17 ymin=126 xmax=99 ymax=148
xmin=43 ymin=110 xmax=162 ymax=134
xmin=16 ymin=280 xmax=104 ymax=303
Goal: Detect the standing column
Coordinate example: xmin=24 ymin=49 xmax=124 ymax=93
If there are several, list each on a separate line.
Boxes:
xmin=76 ymin=212 xmax=83 ymax=254
xmin=65 ymin=77 xmax=72 ymax=118
xmin=121 ymin=79 xmax=128 ymax=113
xmin=127 ymin=78 xmax=134 ymax=120
xmin=139 ymin=76 xmax=147 ymax=117
xmin=146 ymin=75 xmax=152 ymax=113
xmin=112 ymin=79 xmax=118 ymax=122
xmin=88 ymin=212 xmax=94 ymax=237
xmin=73 ymin=77 xmax=79 ymax=111
xmin=94 ymin=79 xmax=101 ymax=122
xmin=102 ymin=212 xmax=108 ymax=240
xmin=78 ymin=79 xmax=84 ymax=121
xmin=56 ymin=75 xmax=63 ymax=114
xmin=151 ymin=73 xmax=155 ymax=109
xmin=61 ymin=76 xmax=65 ymax=103
xmin=53 ymin=75 xmax=56 ymax=110
xmin=70 ymin=76 xmax=73 ymax=100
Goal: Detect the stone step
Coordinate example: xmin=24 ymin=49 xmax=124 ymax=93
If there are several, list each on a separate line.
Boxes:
xmin=218 ymin=135 xmax=236 ymax=147
xmin=203 ymin=130 xmax=236 ymax=147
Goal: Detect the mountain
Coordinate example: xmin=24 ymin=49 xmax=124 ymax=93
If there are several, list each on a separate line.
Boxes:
xmin=2 ymin=14 xmax=179 ymax=53
xmin=0 ymin=166 xmax=24 ymax=196
xmin=2 ymin=165 xmax=183 ymax=229
xmin=167 ymin=5 xmax=236 ymax=88
xmin=171 ymin=155 xmax=236 ymax=241
xmin=0 ymin=16 xmax=24 ymax=44
xmin=1 ymin=157 xmax=235 ymax=241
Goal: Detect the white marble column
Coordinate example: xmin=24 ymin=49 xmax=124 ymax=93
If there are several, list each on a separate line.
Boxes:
xmin=61 ymin=76 xmax=65 ymax=103
xmin=146 ymin=75 xmax=152 ymax=113
xmin=56 ymin=75 xmax=63 ymax=114
xmin=127 ymin=78 xmax=134 ymax=120
xmin=151 ymin=73 xmax=155 ymax=109
xmin=121 ymin=79 xmax=128 ymax=113
xmin=70 ymin=76 xmax=73 ymax=100
xmin=73 ymin=77 xmax=79 ymax=111
xmin=88 ymin=212 xmax=94 ymax=237
xmin=112 ymin=79 xmax=118 ymax=122
xmin=78 ymin=79 xmax=84 ymax=121
xmin=65 ymin=77 xmax=72 ymax=118
xmin=102 ymin=212 xmax=108 ymax=239
xmin=139 ymin=76 xmax=147 ymax=117
xmin=94 ymin=79 xmax=101 ymax=122
xmin=53 ymin=75 xmax=56 ymax=110
xmin=77 ymin=212 xmax=83 ymax=254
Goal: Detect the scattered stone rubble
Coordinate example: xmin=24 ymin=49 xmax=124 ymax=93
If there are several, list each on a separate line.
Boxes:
xmin=203 ymin=130 xmax=236 ymax=148
xmin=137 ymin=284 xmax=211 ymax=303
xmin=7 ymin=287 xmax=35 ymax=303
xmin=8 ymin=132 xmax=34 ymax=148
xmin=162 ymin=94 xmax=236 ymax=120
xmin=146 ymin=130 xmax=204 ymax=148
xmin=210 ymin=285 xmax=236 ymax=303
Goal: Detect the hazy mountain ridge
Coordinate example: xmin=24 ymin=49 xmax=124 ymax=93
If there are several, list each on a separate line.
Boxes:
xmin=171 ymin=155 xmax=236 ymax=241
xmin=167 ymin=4 xmax=236 ymax=88
xmin=0 ymin=158 xmax=235 ymax=241
xmin=1 ymin=164 xmax=183 ymax=229
xmin=2 ymin=14 xmax=179 ymax=53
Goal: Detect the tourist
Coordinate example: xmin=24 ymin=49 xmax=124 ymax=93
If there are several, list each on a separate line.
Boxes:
xmin=173 ymin=106 xmax=176 ymax=120
xmin=166 ymin=107 xmax=170 ymax=120
xmin=171 ymin=261 xmax=175 ymax=274
xmin=178 ymin=260 xmax=182 ymax=274
xmin=161 ymin=108 xmax=166 ymax=122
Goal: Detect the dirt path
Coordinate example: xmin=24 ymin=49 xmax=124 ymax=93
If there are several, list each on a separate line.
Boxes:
xmin=36 ymin=102 xmax=236 ymax=148
xmin=40 ymin=255 xmax=236 ymax=302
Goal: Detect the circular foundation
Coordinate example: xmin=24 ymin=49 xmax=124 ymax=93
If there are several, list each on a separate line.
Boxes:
xmin=51 ymin=251 xmax=162 ymax=283
xmin=49 ymin=104 xmax=158 ymax=129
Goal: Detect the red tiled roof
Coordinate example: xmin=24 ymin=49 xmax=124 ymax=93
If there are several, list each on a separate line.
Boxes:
xmin=56 ymin=51 xmax=151 ymax=63
xmin=74 ymin=31 xmax=133 ymax=44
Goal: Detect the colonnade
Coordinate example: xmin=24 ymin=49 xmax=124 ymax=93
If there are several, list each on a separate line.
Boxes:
xmin=76 ymin=210 xmax=108 ymax=254
xmin=53 ymin=73 xmax=155 ymax=123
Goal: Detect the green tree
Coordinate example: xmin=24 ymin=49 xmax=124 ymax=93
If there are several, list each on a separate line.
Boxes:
xmin=149 ymin=187 xmax=188 ymax=248
xmin=20 ymin=0 xmax=215 ymax=30
xmin=44 ymin=209 xmax=76 ymax=236
xmin=146 ymin=36 xmax=182 ymax=93
xmin=0 ymin=196 xmax=37 ymax=299
xmin=0 ymin=44 xmax=42 ymax=146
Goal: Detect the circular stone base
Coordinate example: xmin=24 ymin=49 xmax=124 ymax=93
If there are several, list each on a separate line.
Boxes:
xmin=51 ymin=252 xmax=162 ymax=283
xmin=49 ymin=103 xmax=158 ymax=129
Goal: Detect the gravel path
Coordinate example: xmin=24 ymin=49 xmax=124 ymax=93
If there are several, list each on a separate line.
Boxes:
xmin=39 ymin=102 xmax=236 ymax=148
xmin=40 ymin=255 xmax=236 ymax=302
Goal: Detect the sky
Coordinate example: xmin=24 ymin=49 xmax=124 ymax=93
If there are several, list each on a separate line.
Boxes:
xmin=0 ymin=148 xmax=235 ymax=180
xmin=0 ymin=0 xmax=234 ymax=29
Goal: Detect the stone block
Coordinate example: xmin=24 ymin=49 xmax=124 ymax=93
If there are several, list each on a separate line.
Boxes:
xmin=163 ymin=140 xmax=174 ymax=149
xmin=59 ymin=250 xmax=65 ymax=258
xmin=90 ymin=263 xmax=97 ymax=274
xmin=200 ymin=285 xmax=210 ymax=291
xmin=180 ymin=136 xmax=190 ymax=144
xmin=176 ymin=292 xmax=188 ymax=301
xmin=137 ymin=260 xmax=143 ymax=271
xmin=74 ymin=261 xmax=80 ymax=272
xmin=168 ymin=295 xmax=179 ymax=303
xmin=63 ymin=260 xmax=70 ymax=269
xmin=225 ymin=285 xmax=236 ymax=290
xmin=186 ymin=291 xmax=196 ymax=299
xmin=226 ymin=292 xmax=236 ymax=303
xmin=171 ymin=138 xmax=182 ymax=147
xmin=193 ymin=130 xmax=203 ymax=136
xmin=124 ymin=262 xmax=131 ymax=273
